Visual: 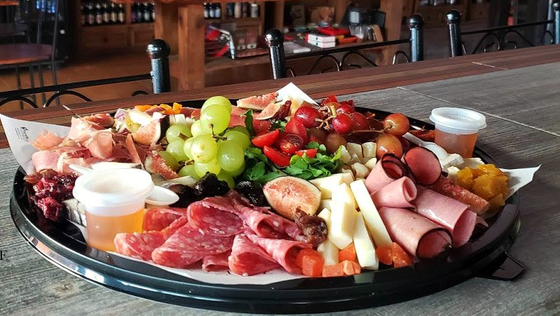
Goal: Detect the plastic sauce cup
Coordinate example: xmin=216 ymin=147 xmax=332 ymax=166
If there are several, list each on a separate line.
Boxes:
xmin=429 ymin=107 xmax=487 ymax=158
xmin=73 ymin=168 xmax=154 ymax=252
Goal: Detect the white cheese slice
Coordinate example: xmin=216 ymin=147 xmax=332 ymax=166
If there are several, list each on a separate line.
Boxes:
xmin=364 ymin=157 xmax=378 ymax=171
xmin=339 ymin=146 xmax=352 ymax=164
xmin=317 ymin=239 xmax=339 ymax=266
xmin=347 ymin=143 xmax=364 ymax=162
xmin=351 ymin=163 xmax=369 ymax=179
xmin=349 ymin=179 xmax=392 ymax=248
xmin=361 ymin=142 xmax=377 ymax=160
xmin=332 ymin=183 xmax=357 ymax=210
xmin=353 ymin=212 xmax=379 ymax=270
xmin=310 ymin=173 xmax=354 ymax=199
xmin=446 ymin=166 xmax=461 ymax=184
xmin=320 ymin=200 xmax=333 ymax=211
xmin=329 ymin=198 xmax=357 ymax=250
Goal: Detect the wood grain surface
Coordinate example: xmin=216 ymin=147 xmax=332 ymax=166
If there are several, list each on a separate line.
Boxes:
xmin=1 ymin=46 xmax=560 ymax=315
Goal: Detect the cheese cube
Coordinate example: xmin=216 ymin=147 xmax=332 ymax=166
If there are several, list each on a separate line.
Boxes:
xmin=310 ymin=173 xmax=353 ymax=199
xmin=362 ymin=142 xmax=377 ymax=160
xmin=347 ymin=143 xmax=364 ymax=162
xmin=329 ymin=199 xmax=357 ymax=250
xmin=364 ymin=157 xmax=378 ymax=171
xmin=351 ymin=163 xmax=369 ymax=179
xmin=317 ymin=208 xmax=331 ymax=223
xmin=320 ymin=200 xmax=333 ymax=211
xmin=340 ymin=146 xmax=352 ymax=164
xmin=441 ymin=153 xmax=464 ymax=170
xmin=353 ymin=212 xmax=379 ymax=270
xmin=349 ymin=179 xmax=392 ymax=248
xmin=332 ymin=183 xmax=357 ymax=210
xmin=317 ymin=239 xmax=339 ymax=266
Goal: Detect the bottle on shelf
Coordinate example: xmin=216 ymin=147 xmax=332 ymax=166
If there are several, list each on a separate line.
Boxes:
xmin=250 ymin=2 xmax=259 ymax=18
xmin=118 ymin=4 xmax=125 ymax=24
xmin=215 ymin=3 xmax=222 ymax=19
xmin=204 ymin=3 xmax=209 ymax=19
xmin=102 ymin=2 xmax=110 ymax=24
xmin=242 ymin=2 xmax=248 ymax=18
xmin=131 ymin=3 xmax=137 ymax=23
xmin=110 ymin=2 xmax=117 ymax=24
xmin=80 ymin=3 xmax=86 ymax=26
xmin=95 ymin=2 xmax=103 ymax=25
xmin=234 ymin=2 xmax=242 ymax=19
xmin=143 ymin=3 xmax=151 ymax=22
xmin=151 ymin=2 xmax=156 ymax=22
xmin=87 ymin=1 xmax=95 ymax=26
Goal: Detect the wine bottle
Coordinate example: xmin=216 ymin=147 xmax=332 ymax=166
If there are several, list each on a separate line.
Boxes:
xmin=95 ymin=2 xmax=103 ymax=25
xmin=110 ymin=3 xmax=117 ymax=24
xmin=80 ymin=3 xmax=86 ymax=26
xmin=151 ymin=3 xmax=155 ymax=22
xmin=136 ymin=2 xmax=144 ymax=23
xmin=131 ymin=3 xmax=137 ymax=23
xmin=118 ymin=4 xmax=125 ymax=24
xmin=87 ymin=2 xmax=95 ymax=26
xmin=102 ymin=2 xmax=110 ymax=24
xmin=215 ymin=3 xmax=222 ymax=19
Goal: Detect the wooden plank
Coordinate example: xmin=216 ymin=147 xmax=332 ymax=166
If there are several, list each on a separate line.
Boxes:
xmin=177 ymin=4 xmax=205 ymax=90
xmin=380 ymin=0 xmax=403 ymax=65
xmin=154 ymin=1 xmax=179 ymax=54
xmin=273 ymin=1 xmax=285 ymax=30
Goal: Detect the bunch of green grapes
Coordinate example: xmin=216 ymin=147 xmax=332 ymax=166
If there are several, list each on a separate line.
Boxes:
xmin=161 ymin=96 xmax=250 ymax=188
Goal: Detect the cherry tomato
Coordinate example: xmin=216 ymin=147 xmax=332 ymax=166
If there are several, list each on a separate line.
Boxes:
xmin=263 ymin=146 xmax=291 ymax=167
xmin=276 ymin=132 xmax=304 ymax=154
xmin=332 ymin=113 xmax=353 ymax=134
xmin=376 ymin=133 xmax=404 ymax=159
xmin=383 ymin=113 xmax=410 ymax=137
xmin=252 ymin=119 xmax=272 ymax=135
xmin=251 ymin=129 xmax=280 ymax=148
xmin=336 ymin=104 xmax=354 ymax=114
xmin=295 ymin=148 xmax=318 ymax=158
xmin=350 ymin=112 xmax=370 ymax=131
xmin=285 ymin=118 xmax=308 ymax=144
xmin=294 ymin=107 xmax=320 ymax=128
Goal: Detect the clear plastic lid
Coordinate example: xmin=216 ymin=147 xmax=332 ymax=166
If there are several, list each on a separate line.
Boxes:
xmin=429 ymin=107 xmax=487 ymax=135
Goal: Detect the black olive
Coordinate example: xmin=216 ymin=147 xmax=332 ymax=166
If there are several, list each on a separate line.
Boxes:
xmin=195 ymin=173 xmax=230 ymax=197
xmin=235 ymin=181 xmax=268 ymax=206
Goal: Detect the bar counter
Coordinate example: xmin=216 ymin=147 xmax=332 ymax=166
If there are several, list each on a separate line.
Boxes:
xmin=1 ymin=46 xmax=560 ymax=315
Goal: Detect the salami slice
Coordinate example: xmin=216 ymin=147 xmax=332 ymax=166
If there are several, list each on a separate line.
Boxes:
xmin=187 ymin=201 xmax=244 ymax=236
xmin=365 ymin=154 xmax=408 ymax=194
xmin=152 ymin=226 xmax=234 ymax=268
xmin=428 ymin=176 xmax=490 ymax=215
xmin=371 ymin=176 xmax=417 ymax=209
xmin=403 ymin=147 xmax=442 ymax=186
xmin=143 ymin=207 xmax=188 ymax=232
xmin=114 ymin=231 xmax=166 ymax=261
xmin=246 ymin=234 xmax=311 ymax=274
xmin=378 ymin=207 xmax=451 ymax=259
xmin=202 ymin=251 xmax=231 ymax=272
xmin=413 ymin=187 xmax=477 ymax=247
xmin=229 ymin=235 xmax=279 ymax=276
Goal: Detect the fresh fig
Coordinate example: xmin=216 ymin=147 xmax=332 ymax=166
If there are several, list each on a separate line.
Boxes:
xmin=144 ymin=151 xmax=178 ymax=180
xmin=132 ymin=120 xmax=161 ymax=145
xmin=237 ymin=92 xmax=278 ymax=110
xmin=255 ymin=100 xmax=291 ymax=120
xmin=263 ymin=176 xmax=321 ymax=221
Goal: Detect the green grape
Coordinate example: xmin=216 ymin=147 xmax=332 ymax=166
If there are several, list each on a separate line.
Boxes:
xmin=216 ymin=140 xmax=245 ymax=173
xmin=229 ymin=126 xmax=250 ymax=137
xmin=165 ymin=124 xmax=191 ymax=143
xmin=190 ymin=135 xmax=218 ymax=163
xmin=166 ymin=139 xmax=188 ymax=162
xmin=191 ymin=120 xmax=213 ymax=137
xmin=183 ymin=137 xmax=195 ymax=159
xmin=201 ymin=96 xmax=232 ymax=113
xmin=217 ymin=171 xmax=235 ymax=189
xmin=224 ymin=130 xmax=250 ymax=149
xmin=194 ymin=159 xmax=221 ymax=177
xmin=158 ymin=151 xmax=179 ymax=171
xmin=200 ymin=105 xmax=231 ymax=134
xmin=225 ymin=160 xmax=245 ymax=177
xmin=178 ymin=164 xmax=200 ymax=180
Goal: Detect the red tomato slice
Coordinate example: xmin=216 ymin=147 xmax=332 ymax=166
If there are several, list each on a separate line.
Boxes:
xmin=277 ymin=132 xmax=304 ymax=154
xmin=295 ymin=148 xmax=318 ymax=158
xmin=263 ymin=146 xmax=291 ymax=167
xmin=285 ymin=118 xmax=308 ymax=144
xmin=253 ymin=119 xmax=272 ymax=135
xmin=251 ymin=129 xmax=280 ymax=148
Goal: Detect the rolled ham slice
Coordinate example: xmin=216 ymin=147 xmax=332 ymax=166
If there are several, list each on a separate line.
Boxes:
xmin=378 ymin=207 xmax=451 ymax=259
xmin=371 ymin=176 xmax=417 ymax=209
xmin=365 ymin=154 xmax=408 ymax=194
xmin=228 ymin=235 xmax=279 ymax=276
xmin=413 ymin=187 xmax=477 ymax=248
xmin=403 ymin=147 xmax=442 ymax=186
xmin=429 ymin=176 xmax=490 ymax=215
xmin=246 ymin=233 xmax=311 ymax=274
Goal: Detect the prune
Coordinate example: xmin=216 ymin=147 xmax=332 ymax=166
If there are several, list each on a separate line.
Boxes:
xmin=235 ymin=181 xmax=268 ymax=207
xmin=294 ymin=210 xmax=327 ymax=247
xmin=171 ymin=173 xmax=230 ymax=208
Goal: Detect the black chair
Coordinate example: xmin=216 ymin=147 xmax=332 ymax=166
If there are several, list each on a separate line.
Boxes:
xmin=446 ymin=1 xmax=560 ymax=57
xmin=0 ymin=39 xmax=171 ymax=108
xmin=265 ymin=14 xmax=424 ymax=80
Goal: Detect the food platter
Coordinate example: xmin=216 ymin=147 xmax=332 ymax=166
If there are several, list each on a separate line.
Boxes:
xmin=9 ymin=105 xmax=523 ymax=314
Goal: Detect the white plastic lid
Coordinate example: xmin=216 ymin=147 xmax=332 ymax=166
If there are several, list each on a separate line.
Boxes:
xmin=429 ymin=107 xmax=487 ymax=135
xmin=73 ymin=168 xmax=154 ymax=208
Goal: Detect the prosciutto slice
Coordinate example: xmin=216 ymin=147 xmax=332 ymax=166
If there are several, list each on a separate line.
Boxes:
xmin=429 ymin=176 xmax=490 ymax=215
xmin=187 ymin=201 xmax=244 ymax=236
xmin=371 ymin=176 xmax=417 ymax=209
xmin=413 ymin=187 xmax=477 ymax=248
xmin=31 ymin=130 xmax=63 ymax=150
xmin=229 ymin=235 xmax=279 ymax=276
xmin=202 ymin=251 xmax=231 ymax=272
xmin=247 ymin=233 xmax=311 ymax=274
xmin=365 ymin=154 xmax=408 ymax=194
xmin=378 ymin=207 xmax=451 ymax=259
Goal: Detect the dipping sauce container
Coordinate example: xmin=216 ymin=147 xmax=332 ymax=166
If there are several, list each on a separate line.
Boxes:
xmin=429 ymin=107 xmax=487 ymax=158
xmin=73 ymin=168 xmax=154 ymax=251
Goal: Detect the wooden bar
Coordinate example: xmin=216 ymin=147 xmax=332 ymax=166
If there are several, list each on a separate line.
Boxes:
xmin=177 ymin=4 xmax=205 ymax=90
xmin=154 ymin=1 xmax=179 ymax=54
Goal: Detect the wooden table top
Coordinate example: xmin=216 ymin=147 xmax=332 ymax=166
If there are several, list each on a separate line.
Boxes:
xmin=2 ymin=49 xmax=560 ymax=314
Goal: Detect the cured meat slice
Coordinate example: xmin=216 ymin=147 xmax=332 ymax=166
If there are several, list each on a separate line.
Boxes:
xmin=202 ymin=251 xmax=231 ymax=272
xmin=246 ymin=234 xmax=311 ymax=274
xmin=413 ymin=187 xmax=477 ymax=248
xmin=229 ymin=235 xmax=279 ymax=276
xmin=85 ymin=131 xmax=113 ymax=159
xmin=114 ymin=231 xmax=166 ymax=261
xmin=32 ymin=150 xmax=61 ymax=172
xmin=403 ymin=147 xmax=442 ymax=186
xmin=160 ymin=216 xmax=189 ymax=238
xmin=152 ymin=226 xmax=234 ymax=268
xmin=429 ymin=176 xmax=490 ymax=215
xmin=31 ymin=130 xmax=64 ymax=151
xmin=187 ymin=201 xmax=244 ymax=236
xmin=378 ymin=207 xmax=451 ymax=259
xmin=143 ymin=207 xmax=188 ymax=232
xmin=365 ymin=154 xmax=408 ymax=194
xmin=371 ymin=176 xmax=417 ymax=209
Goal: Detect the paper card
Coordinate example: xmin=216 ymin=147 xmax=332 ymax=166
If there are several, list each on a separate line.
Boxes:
xmin=502 ymin=166 xmax=541 ymax=200
xmin=277 ymin=82 xmax=318 ymax=105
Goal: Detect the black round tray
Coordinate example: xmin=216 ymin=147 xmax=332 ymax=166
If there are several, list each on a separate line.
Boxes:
xmin=10 ymin=107 xmax=523 ymax=314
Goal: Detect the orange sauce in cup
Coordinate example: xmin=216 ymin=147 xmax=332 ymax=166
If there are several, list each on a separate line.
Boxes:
xmin=86 ymin=208 xmax=145 ymax=252
xmin=434 ymin=129 xmax=478 ymax=158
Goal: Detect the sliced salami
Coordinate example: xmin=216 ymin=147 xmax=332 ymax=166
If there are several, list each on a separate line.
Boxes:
xmin=187 ymin=201 xmax=244 ymax=236
xmin=428 ymin=176 xmax=490 ymax=215
xmin=413 ymin=187 xmax=477 ymax=247
xmin=246 ymin=233 xmax=311 ymax=274
xmin=371 ymin=176 xmax=417 ymax=209
xmin=152 ymin=225 xmax=234 ymax=268
xmin=403 ymin=147 xmax=442 ymax=186
xmin=114 ymin=231 xmax=166 ymax=261
xmin=229 ymin=235 xmax=279 ymax=276
xmin=143 ymin=207 xmax=188 ymax=232
xmin=378 ymin=207 xmax=451 ymax=259
xmin=202 ymin=251 xmax=231 ymax=272
xmin=365 ymin=154 xmax=408 ymax=194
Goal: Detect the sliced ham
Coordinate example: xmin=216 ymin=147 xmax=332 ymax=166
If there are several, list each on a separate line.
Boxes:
xmin=114 ymin=231 xmax=166 ymax=261
xmin=429 ymin=176 xmax=490 ymax=215
xmin=85 ymin=131 xmax=113 ymax=159
xmin=228 ymin=235 xmax=279 ymax=276
xmin=413 ymin=187 xmax=477 ymax=248
xmin=31 ymin=130 xmax=64 ymax=151
xmin=378 ymin=207 xmax=451 ymax=259
xmin=125 ymin=133 xmax=143 ymax=165
xmin=66 ymin=117 xmax=104 ymax=143
xmin=371 ymin=176 xmax=417 ymax=209
xmin=403 ymin=147 xmax=442 ymax=186
xmin=187 ymin=201 xmax=244 ymax=236
xmin=365 ymin=154 xmax=408 ymax=194
xmin=246 ymin=233 xmax=311 ymax=275
xmin=143 ymin=207 xmax=188 ymax=232
xmin=202 ymin=251 xmax=231 ymax=272
xmin=31 ymin=150 xmax=61 ymax=172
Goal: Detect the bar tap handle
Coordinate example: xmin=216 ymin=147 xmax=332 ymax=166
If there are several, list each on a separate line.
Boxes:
xmin=147 ymin=39 xmax=171 ymax=94
xmin=409 ymin=14 xmax=425 ymax=62
xmin=553 ymin=1 xmax=560 ymax=45
xmin=446 ymin=10 xmax=463 ymax=57
xmin=266 ymin=29 xmax=287 ymax=80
